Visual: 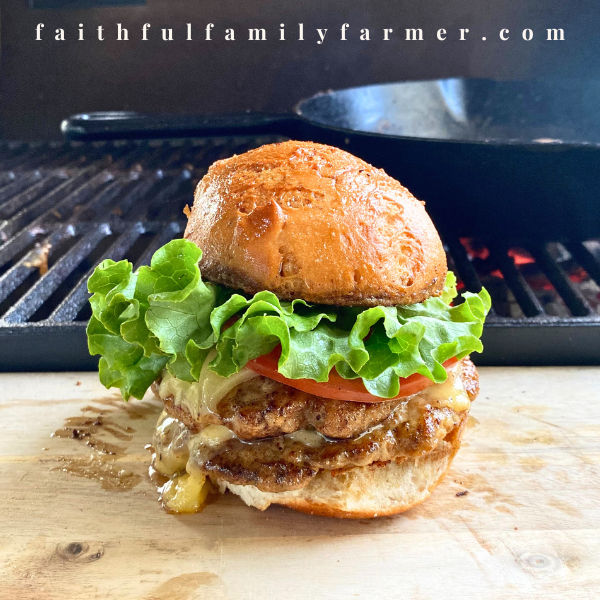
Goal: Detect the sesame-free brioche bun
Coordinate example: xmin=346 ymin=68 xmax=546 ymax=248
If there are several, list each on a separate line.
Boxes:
xmin=184 ymin=141 xmax=447 ymax=306
xmin=213 ymin=416 xmax=465 ymax=518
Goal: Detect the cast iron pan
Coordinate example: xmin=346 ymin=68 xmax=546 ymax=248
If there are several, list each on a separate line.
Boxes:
xmin=62 ymin=78 xmax=600 ymax=241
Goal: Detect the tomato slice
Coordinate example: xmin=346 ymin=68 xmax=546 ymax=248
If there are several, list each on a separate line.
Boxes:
xmin=246 ymin=348 xmax=457 ymax=403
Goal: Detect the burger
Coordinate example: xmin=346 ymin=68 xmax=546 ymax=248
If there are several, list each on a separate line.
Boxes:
xmin=87 ymin=141 xmax=490 ymax=518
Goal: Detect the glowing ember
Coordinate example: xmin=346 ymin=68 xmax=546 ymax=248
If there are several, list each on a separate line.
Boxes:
xmin=460 ymin=238 xmax=489 ymax=260
xmin=568 ymin=266 xmax=589 ymax=284
xmin=453 ymin=238 xmax=600 ymax=316
xmin=508 ymin=248 xmax=535 ymax=266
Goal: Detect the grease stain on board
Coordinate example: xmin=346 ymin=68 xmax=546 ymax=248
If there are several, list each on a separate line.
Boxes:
xmin=89 ymin=396 xmax=161 ymax=420
xmin=512 ymin=405 xmax=550 ymax=418
xmin=548 ymin=498 xmax=582 ymax=517
xmin=51 ymin=454 xmax=142 ymax=492
xmin=50 ymin=395 xmax=160 ymax=493
xmin=145 ymin=571 xmax=226 ymax=600
xmin=52 ymin=415 xmax=132 ymax=455
xmin=486 ymin=451 xmax=509 ymax=465
xmin=467 ymin=416 xmax=479 ymax=428
xmin=519 ymin=456 xmax=547 ymax=472
xmin=509 ymin=430 xmax=557 ymax=446
xmin=453 ymin=471 xmax=521 ymax=511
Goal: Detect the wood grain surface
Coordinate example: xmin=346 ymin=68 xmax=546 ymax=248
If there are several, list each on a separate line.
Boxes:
xmin=0 ymin=368 xmax=599 ymax=600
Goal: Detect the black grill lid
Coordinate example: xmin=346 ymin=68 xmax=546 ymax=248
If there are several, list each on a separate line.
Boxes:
xmin=0 ymin=137 xmax=599 ymax=371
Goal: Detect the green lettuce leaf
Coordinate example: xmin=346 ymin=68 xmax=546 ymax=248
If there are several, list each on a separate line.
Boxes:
xmin=87 ymin=239 xmax=490 ymax=400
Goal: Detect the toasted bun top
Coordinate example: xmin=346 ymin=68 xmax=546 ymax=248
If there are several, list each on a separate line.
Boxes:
xmin=184 ymin=141 xmax=447 ymax=306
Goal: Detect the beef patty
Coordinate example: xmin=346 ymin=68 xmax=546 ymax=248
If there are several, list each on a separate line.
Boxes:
xmin=159 ymin=359 xmax=478 ymax=493
xmin=163 ymin=377 xmax=401 ymax=440
xmin=162 ymin=359 xmax=478 ymax=441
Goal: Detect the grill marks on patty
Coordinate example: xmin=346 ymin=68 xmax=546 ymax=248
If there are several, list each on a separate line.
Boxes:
xmin=220 ymin=378 xmax=403 ymax=439
xmin=199 ymin=404 xmax=466 ymax=492
xmin=160 ymin=359 xmax=478 ymax=493
xmin=163 ymin=376 xmax=401 ymax=440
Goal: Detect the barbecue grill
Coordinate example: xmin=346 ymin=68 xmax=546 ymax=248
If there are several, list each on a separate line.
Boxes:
xmin=0 ymin=136 xmax=599 ymax=371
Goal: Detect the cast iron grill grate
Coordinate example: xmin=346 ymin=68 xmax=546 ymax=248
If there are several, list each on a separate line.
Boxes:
xmin=0 ymin=138 xmax=598 ymax=371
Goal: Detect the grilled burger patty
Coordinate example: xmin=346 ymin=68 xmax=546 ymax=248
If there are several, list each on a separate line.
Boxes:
xmin=163 ymin=376 xmax=401 ymax=440
xmin=196 ymin=401 xmax=467 ymax=492
xmin=161 ymin=359 xmax=478 ymax=441
xmin=156 ymin=359 xmax=478 ymax=493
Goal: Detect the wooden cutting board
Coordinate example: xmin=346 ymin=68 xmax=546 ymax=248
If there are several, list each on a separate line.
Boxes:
xmin=1 ymin=367 xmax=599 ymax=600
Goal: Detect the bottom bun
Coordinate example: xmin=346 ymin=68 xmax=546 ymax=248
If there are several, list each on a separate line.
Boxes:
xmin=213 ymin=417 xmax=465 ymax=519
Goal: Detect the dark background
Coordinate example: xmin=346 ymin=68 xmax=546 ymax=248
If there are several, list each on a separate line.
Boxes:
xmin=0 ymin=0 xmax=597 ymax=140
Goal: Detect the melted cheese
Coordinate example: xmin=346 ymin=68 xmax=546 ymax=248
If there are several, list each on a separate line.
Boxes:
xmin=158 ymin=353 xmax=259 ymax=418
xmin=287 ymin=429 xmax=326 ymax=447
xmin=153 ymin=411 xmax=236 ymax=477
xmin=160 ymin=472 xmax=210 ymax=514
xmin=152 ymin=411 xmax=190 ymax=475
xmin=153 ymin=358 xmax=470 ymax=485
xmin=421 ymin=362 xmax=470 ymax=412
xmin=193 ymin=424 xmax=235 ymax=451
